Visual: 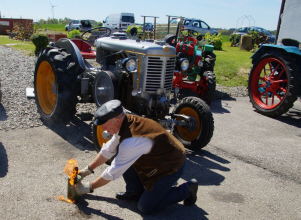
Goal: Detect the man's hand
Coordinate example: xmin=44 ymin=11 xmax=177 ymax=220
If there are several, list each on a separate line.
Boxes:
xmin=75 ymin=181 xmax=93 ymax=196
xmin=78 ymin=166 xmax=94 ymax=179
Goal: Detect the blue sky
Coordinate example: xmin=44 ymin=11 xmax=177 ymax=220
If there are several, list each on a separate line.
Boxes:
xmin=0 ymin=0 xmax=282 ymax=30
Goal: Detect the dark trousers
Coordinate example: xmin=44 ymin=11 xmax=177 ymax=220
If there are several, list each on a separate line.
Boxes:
xmin=122 ymin=164 xmax=190 ymax=214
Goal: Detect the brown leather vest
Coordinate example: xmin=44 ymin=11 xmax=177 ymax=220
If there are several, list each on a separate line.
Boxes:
xmin=118 ymin=114 xmax=186 ymax=190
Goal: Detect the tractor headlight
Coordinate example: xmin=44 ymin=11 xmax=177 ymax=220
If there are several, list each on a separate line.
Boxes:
xmin=123 ymin=58 xmax=137 ymax=72
xmin=180 ymin=58 xmax=189 ymax=71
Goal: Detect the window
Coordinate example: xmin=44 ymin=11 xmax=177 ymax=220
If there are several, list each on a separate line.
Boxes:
xmin=121 ymin=16 xmax=135 ymax=23
xmin=192 ymin=21 xmax=200 ymax=28
xmin=201 ymin=21 xmax=209 ymax=29
xmin=184 ymin=19 xmax=191 ymax=25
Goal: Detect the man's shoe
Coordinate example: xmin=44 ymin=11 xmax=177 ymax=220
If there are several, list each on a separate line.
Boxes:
xmin=116 ymin=192 xmax=141 ymax=201
xmin=183 ymin=179 xmax=198 ymax=206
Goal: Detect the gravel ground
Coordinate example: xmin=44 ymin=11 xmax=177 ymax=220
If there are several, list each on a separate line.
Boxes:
xmin=0 ymin=45 xmax=248 ymax=131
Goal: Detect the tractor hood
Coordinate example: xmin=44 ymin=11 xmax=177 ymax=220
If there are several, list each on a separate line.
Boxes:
xmin=95 ymin=37 xmax=176 ymax=56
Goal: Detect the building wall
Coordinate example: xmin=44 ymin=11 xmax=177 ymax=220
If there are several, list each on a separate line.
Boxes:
xmin=0 ymin=18 xmax=33 ymax=35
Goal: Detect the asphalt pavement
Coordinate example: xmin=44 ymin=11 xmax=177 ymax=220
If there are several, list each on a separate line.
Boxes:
xmin=0 ymin=97 xmax=300 ymax=220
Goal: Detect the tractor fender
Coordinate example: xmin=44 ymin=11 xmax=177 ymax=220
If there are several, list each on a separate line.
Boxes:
xmin=54 ymin=38 xmax=86 ymax=73
xmin=252 ymin=44 xmax=301 ymax=64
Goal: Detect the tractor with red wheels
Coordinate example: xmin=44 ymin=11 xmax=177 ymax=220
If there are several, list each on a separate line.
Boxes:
xmin=164 ymin=17 xmax=216 ymax=104
xmin=248 ymin=0 xmax=301 ymax=117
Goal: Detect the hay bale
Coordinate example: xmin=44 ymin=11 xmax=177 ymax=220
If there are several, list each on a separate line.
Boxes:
xmin=240 ymin=35 xmax=253 ymax=51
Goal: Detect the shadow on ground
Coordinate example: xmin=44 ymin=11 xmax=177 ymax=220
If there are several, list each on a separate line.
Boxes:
xmin=0 ymin=104 xmax=8 ymax=121
xmin=76 ymin=194 xmax=209 ymax=220
xmin=276 ymin=106 xmax=301 ymax=128
xmin=183 ymin=149 xmax=230 ymax=186
xmin=211 ymin=91 xmax=236 ymax=114
xmin=0 ymin=142 xmax=8 ymax=177
xmin=43 ymin=113 xmax=97 ymax=152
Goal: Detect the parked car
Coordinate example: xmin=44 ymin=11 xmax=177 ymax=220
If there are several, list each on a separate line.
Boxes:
xmin=183 ymin=18 xmax=218 ymax=35
xmin=233 ymin=26 xmax=276 ymax=43
xmin=143 ymin=22 xmax=154 ymax=31
xmin=103 ymin=13 xmax=135 ymax=31
xmin=65 ymin=20 xmax=92 ymax=32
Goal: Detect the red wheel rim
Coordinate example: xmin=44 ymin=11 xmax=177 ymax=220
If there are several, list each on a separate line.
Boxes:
xmin=250 ymin=57 xmax=288 ymax=110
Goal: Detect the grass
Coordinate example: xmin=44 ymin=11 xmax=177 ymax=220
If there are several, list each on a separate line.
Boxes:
xmin=0 ymin=35 xmax=35 ymax=55
xmin=34 ymin=23 xmax=67 ymax=33
xmin=214 ymin=36 xmax=253 ymax=87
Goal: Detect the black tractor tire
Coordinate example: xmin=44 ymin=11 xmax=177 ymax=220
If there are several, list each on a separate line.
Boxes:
xmin=164 ymin=34 xmax=176 ymax=47
xmin=248 ymin=51 xmax=299 ymax=117
xmin=172 ymin=96 xmax=214 ymax=150
xmin=202 ymin=71 xmax=216 ymax=105
xmin=34 ymin=48 xmax=79 ymax=124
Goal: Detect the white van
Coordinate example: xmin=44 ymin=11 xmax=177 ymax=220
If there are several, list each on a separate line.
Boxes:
xmin=103 ymin=13 xmax=135 ymax=31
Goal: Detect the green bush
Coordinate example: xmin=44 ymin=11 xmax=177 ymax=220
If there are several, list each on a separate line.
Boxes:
xmin=31 ymin=34 xmax=49 ymax=56
xmin=230 ymin=34 xmax=241 ymax=47
xmin=67 ymin=29 xmax=81 ymax=39
xmin=126 ymin=25 xmax=143 ymax=37
xmin=248 ymin=31 xmax=269 ymax=48
xmin=204 ymin=33 xmax=223 ymax=50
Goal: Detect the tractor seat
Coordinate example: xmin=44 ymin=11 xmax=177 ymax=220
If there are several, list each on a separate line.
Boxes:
xmin=71 ymin=39 xmax=96 ymax=59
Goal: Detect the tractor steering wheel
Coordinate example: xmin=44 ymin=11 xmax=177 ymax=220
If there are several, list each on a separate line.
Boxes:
xmin=81 ymin=27 xmax=112 ymax=45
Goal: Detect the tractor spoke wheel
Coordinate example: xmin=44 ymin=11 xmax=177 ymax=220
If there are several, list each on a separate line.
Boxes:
xmin=250 ymin=57 xmax=288 ymax=110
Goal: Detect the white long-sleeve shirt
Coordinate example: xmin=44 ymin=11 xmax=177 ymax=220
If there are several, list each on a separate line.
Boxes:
xmin=99 ymin=134 xmax=153 ymax=181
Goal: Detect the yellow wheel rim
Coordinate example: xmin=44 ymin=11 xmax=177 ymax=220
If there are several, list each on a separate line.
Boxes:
xmin=175 ymin=107 xmax=202 ymax=141
xmin=36 ymin=61 xmax=57 ymax=115
xmin=96 ymin=125 xmax=110 ymax=149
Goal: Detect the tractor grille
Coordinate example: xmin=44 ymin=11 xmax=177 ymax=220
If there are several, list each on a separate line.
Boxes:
xmin=144 ymin=56 xmax=175 ymax=93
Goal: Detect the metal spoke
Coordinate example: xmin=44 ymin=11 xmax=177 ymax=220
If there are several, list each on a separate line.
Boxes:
xmin=271 ymin=92 xmax=275 ymax=105
xmin=272 ymin=79 xmax=288 ymax=84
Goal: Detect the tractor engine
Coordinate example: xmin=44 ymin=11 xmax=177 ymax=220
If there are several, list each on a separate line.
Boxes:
xmin=93 ymin=35 xmax=176 ymax=118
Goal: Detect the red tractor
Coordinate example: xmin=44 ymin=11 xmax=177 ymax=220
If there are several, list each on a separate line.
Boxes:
xmin=164 ymin=18 xmax=216 ymax=104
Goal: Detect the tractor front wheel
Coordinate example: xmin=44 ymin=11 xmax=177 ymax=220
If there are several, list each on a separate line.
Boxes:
xmin=172 ymin=96 xmax=214 ymax=150
xmin=34 ymin=48 xmax=78 ymax=124
xmin=248 ymin=51 xmax=298 ymax=117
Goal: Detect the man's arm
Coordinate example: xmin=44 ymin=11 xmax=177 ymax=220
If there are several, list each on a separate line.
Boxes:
xmin=89 ymin=153 xmax=108 ymax=170
xmin=91 ymin=176 xmax=111 ymax=189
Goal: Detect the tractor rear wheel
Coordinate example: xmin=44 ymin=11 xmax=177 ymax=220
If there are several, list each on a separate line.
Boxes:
xmin=248 ymin=51 xmax=298 ymax=117
xmin=172 ymin=96 xmax=214 ymax=150
xmin=34 ymin=48 xmax=79 ymax=124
